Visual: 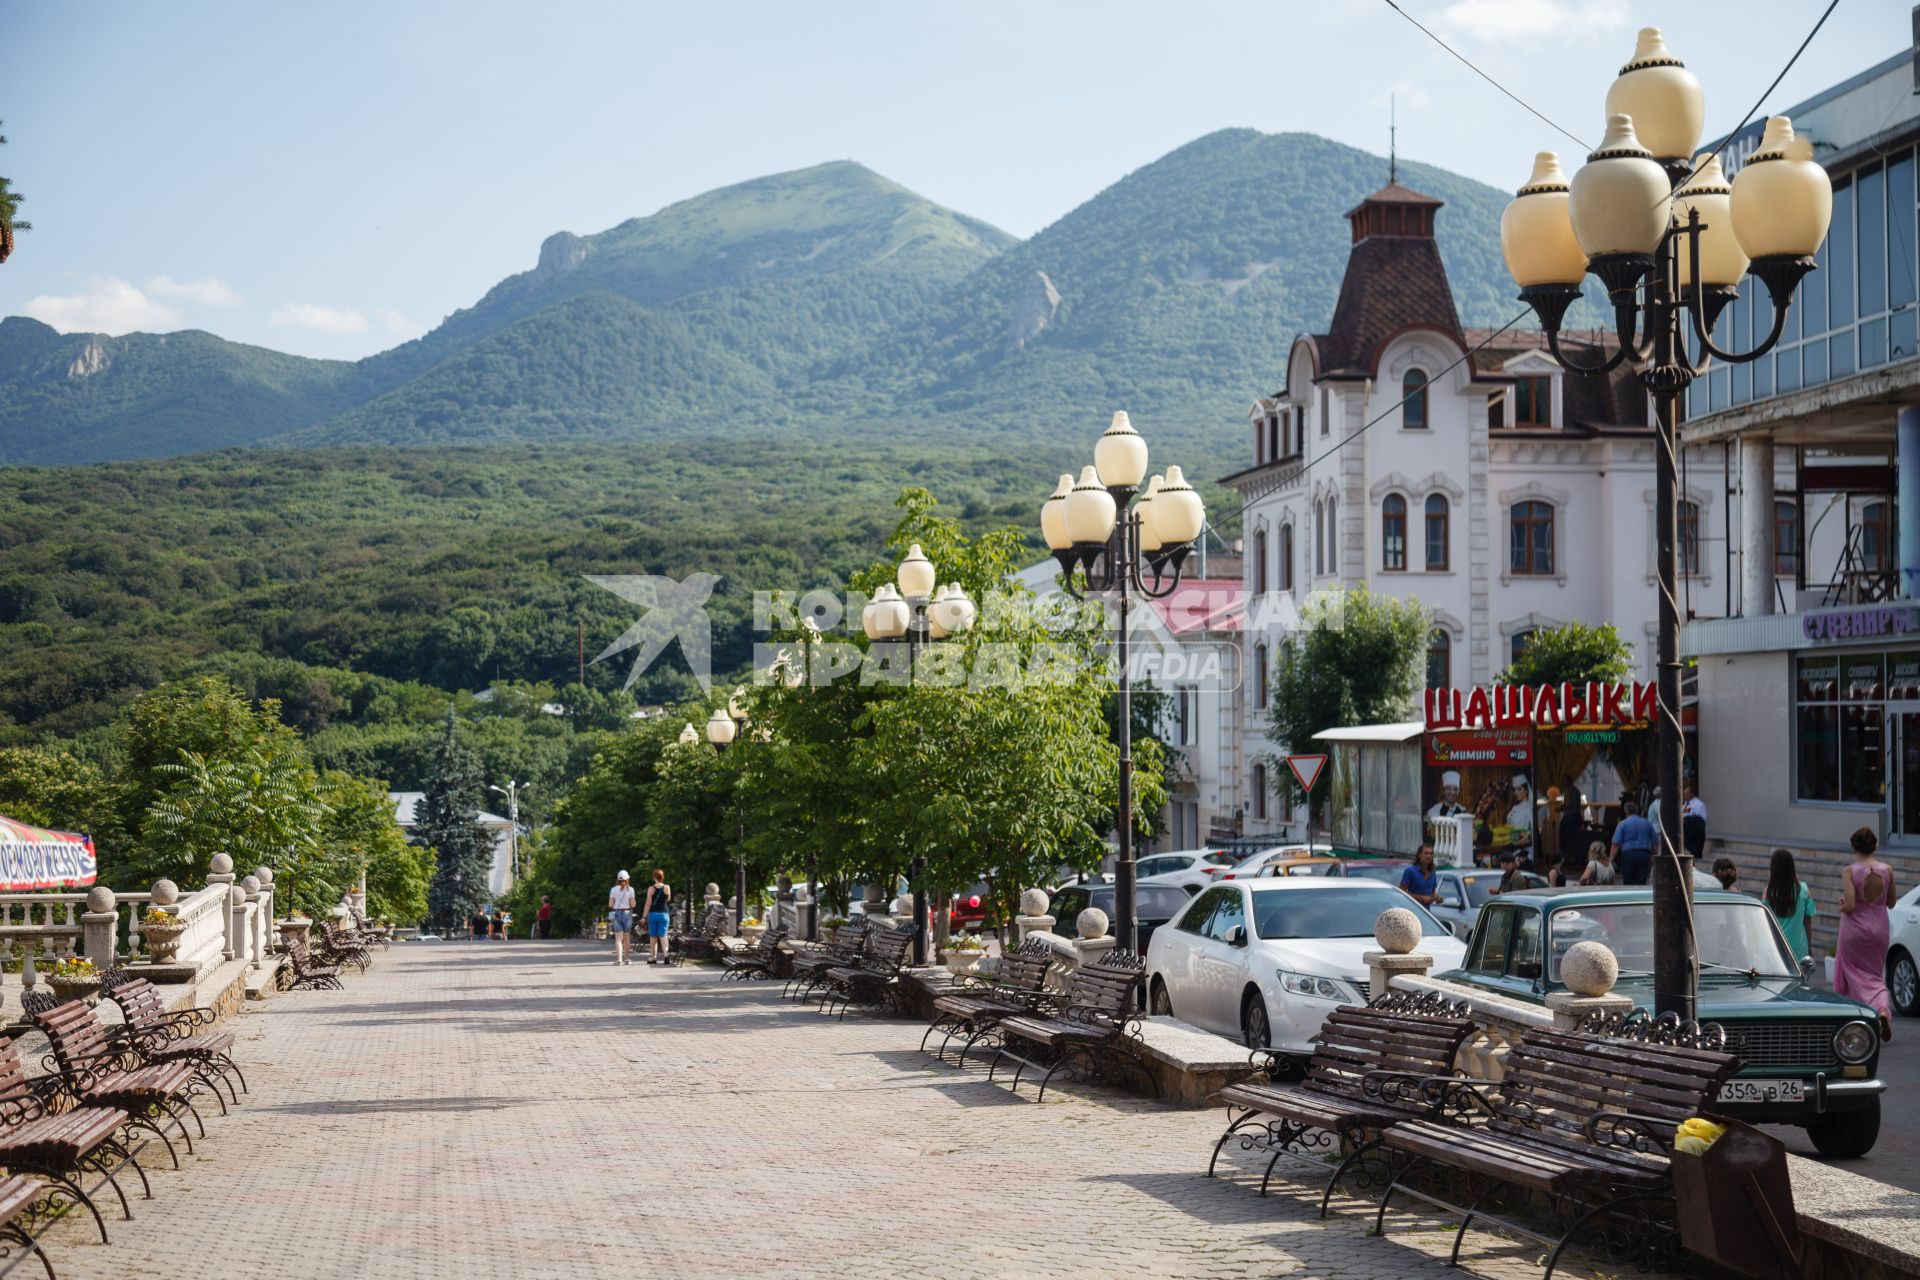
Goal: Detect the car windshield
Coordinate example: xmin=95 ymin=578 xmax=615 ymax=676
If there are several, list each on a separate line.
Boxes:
xmin=1549 ymin=900 xmax=1797 ymax=979
xmin=1344 ymin=863 xmax=1409 ymax=883
xmin=1251 ymin=887 xmax=1447 ymax=939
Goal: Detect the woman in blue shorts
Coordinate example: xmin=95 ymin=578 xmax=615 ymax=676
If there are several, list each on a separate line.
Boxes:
xmin=609 ymin=870 xmax=636 ymax=965
xmin=644 ymin=869 xmax=673 ymax=965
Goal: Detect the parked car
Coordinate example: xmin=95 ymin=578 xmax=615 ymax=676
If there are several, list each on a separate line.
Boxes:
xmin=1439 ymin=886 xmax=1887 ymax=1157
xmin=1341 ymin=860 xmax=1412 ymax=887
xmin=1426 ymin=868 xmax=1549 ymax=940
xmin=1219 ymin=844 xmax=1335 ymax=880
xmin=1145 ymin=879 xmax=1466 ymax=1057
xmin=1888 ymin=883 xmax=1920 ymax=1017
xmin=1135 ymin=849 xmax=1237 ymax=895
xmin=1048 ymin=881 xmax=1190 ymax=953
xmin=1259 ymin=856 xmax=1346 ymax=878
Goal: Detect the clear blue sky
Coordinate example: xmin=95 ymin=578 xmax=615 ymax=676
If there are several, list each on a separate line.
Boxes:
xmin=0 ymin=0 xmax=1900 ymax=359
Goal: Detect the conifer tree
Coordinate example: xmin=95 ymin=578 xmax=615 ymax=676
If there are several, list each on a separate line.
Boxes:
xmin=419 ymin=714 xmax=495 ymax=927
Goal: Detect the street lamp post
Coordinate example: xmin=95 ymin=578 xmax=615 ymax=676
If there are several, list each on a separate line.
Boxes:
xmin=863 ymin=546 xmax=977 ymax=964
xmin=676 ymin=722 xmax=700 ymax=929
xmin=1501 ymin=27 xmax=1832 ymax=1019
xmin=488 ymin=781 xmax=525 ymax=884
xmin=705 ymin=702 xmax=749 ymax=931
xmin=1040 ymin=412 xmax=1207 ymax=956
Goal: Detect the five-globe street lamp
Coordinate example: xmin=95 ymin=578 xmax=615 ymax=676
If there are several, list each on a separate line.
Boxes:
xmin=1500 ymin=26 xmax=1832 ymax=1020
xmin=705 ymin=700 xmax=752 ymax=933
xmin=1040 ymin=411 xmax=1207 ymax=957
xmin=862 ymin=545 xmax=978 ymax=964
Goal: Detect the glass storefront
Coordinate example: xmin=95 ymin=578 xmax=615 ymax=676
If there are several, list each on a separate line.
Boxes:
xmin=1796 ymin=650 xmax=1920 ymax=833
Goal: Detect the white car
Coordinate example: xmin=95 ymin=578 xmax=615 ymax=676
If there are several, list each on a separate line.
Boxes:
xmin=1217 ymin=844 xmax=1335 ymax=881
xmin=1888 ymin=883 xmax=1920 ymax=1018
xmin=1145 ymin=878 xmax=1467 ymax=1058
xmin=1135 ymin=849 xmax=1237 ymax=895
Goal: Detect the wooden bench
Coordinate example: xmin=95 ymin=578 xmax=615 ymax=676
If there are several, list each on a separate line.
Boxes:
xmin=0 ymin=1029 xmax=144 ymax=1248
xmin=1205 ymin=993 xmax=1476 ymax=1215
xmin=673 ymin=905 xmax=732 ymax=964
xmin=102 ymin=974 xmax=246 ymax=1107
xmin=347 ymin=908 xmax=393 ymax=950
xmin=316 ymin=920 xmax=371 ymax=973
xmin=920 ymin=939 xmax=1057 ymax=1066
xmin=1373 ymin=1022 xmax=1739 ymax=1278
xmin=25 ymin=996 xmax=206 ymax=1172
xmin=782 ymin=918 xmax=870 ymax=1001
xmin=0 ymin=1175 xmax=62 ymax=1279
xmin=814 ymin=927 xmax=914 ymax=1020
xmin=718 ymin=928 xmax=790 ymax=981
xmin=987 ymin=953 xmax=1155 ymax=1100
xmin=284 ymin=934 xmax=344 ymax=990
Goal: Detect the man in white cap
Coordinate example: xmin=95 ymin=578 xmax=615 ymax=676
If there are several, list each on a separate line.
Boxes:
xmin=1427 ymin=771 xmax=1468 ymax=819
xmin=609 ymin=870 xmax=637 ymax=966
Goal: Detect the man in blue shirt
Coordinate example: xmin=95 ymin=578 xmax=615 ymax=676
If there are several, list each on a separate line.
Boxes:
xmin=1611 ymin=800 xmax=1657 ymax=886
xmin=1398 ymin=844 xmax=1441 ymax=906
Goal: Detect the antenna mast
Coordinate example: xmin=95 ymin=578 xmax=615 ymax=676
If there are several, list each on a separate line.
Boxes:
xmin=1390 ymin=93 xmax=1397 ymax=184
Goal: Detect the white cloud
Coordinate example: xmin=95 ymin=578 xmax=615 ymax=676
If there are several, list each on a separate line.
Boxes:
xmin=147 ymin=275 xmax=241 ymax=306
xmin=373 ymin=307 xmax=416 ymax=337
xmin=1438 ymin=0 xmax=1629 ymax=43
xmin=22 ymin=277 xmax=183 ymax=334
xmin=269 ymin=302 xmax=368 ymax=333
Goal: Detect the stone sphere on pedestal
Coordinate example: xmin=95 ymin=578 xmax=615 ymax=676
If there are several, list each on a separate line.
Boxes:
xmin=229 ymin=884 xmax=245 ymax=906
xmin=210 ymin=853 xmax=234 ymax=875
xmin=1076 ymin=907 xmax=1109 ymax=940
xmin=705 ymin=883 xmax=720 ymax=899
xmin=240 ymin=875 xmax=261 ymax=895
xmin=1373 ymin=908 xmax=1422 ymax=956
xmin=1020 ymin=888 xmax=1050 ymax=917
xmin=150 ymin=879 xmax=180 ymax=906
xmin=1561 ymin=941 xmax=1620 ymax=997
xmin=254 ymin=867 xmax=274 ymax=886
xmin=85 ymin=886 xmax=116 ymax=914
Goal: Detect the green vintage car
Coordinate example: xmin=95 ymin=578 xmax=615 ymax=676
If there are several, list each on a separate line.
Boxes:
xmin=1438 ymin=886 xmax=1886 ymax=1157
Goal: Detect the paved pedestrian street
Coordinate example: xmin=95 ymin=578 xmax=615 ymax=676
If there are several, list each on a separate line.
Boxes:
xmin=46 ymin=945 xmax=1611 ymax=1279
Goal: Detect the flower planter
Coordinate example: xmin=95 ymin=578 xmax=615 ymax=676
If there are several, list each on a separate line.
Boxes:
xmin=942 ymin=952 xmax=982 ymax=975
xmin=740 ymin=925 xmax=767 ymax=947
xmin=277 ymin=918 xmax=313 ymax=948
xmin=47 ymin=976 xmax=101 ymax=1005
xmin=142 ymin=922 xmax=189 ymax=963
xmin=822 ymin=926 xmax=839 ymax=945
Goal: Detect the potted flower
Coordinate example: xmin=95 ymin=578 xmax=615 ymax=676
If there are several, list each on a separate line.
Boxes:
xmin=140 ymin=906 xmax=189 ymax=963
xmin=942 ymin=933 xmax=985 ymax=974
xmin=47 ymin=957 xmax=102 ymax=1004
xmin=740 ymin=917 xmax=767 ymax=946
xmin=821 ymin=916 xmax=849 ymax=945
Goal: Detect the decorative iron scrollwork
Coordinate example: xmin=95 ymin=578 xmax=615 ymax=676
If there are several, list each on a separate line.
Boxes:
xmin=1580 ymin=1007 xmax=1728 ymax=1050
xmin=1369 ymin=988 xmax=1472 ymax=1020
xmin=1585 ymin=1111 xmax=1674 ymax=1156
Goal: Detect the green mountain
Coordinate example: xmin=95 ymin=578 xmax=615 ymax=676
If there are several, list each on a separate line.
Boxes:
xmin=0 ymin=132 xmax=1530 ymax=475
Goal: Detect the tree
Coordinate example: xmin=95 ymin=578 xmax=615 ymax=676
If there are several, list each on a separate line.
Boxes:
xmin=142 ymin=744 xmax=337 ymax=910
xmin=0 ymin=121 xmax=27 ymax=265
xmin=1499 ymin=621 xmax=1634 ymax=686
xmin=319 ymin=770 xmax=432 ymax=924
xmin=418 ymin=715 xmax=496 ymax=927
xmin=0 ymin=746 xmax=124 ymax=851
xmin=1267 ymin=587 xmax=1429 ymax=818
xmin=534 ymin=716 xmax=684 ymax=935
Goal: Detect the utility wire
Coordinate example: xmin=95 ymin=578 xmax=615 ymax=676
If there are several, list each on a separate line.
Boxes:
xmin=1381 ymin=0 xmax=1589 ymax=153
xmin=1687 ymin=0 xmax=1841 ymax=187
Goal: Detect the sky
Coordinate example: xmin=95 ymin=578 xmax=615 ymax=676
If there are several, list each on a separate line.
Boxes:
xmin=0 ymin=0 xmax=1902 ymax=360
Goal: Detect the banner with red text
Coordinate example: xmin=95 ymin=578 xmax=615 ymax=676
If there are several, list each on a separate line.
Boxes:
xmin=0 ymin=815 xmax=98 ymax=890
xmin=1424 ymin=682 xmax=1657 ymax=732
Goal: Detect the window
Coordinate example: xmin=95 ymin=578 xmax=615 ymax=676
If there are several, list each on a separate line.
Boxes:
xmin=1251 ymin=763 xmax=1268 ymax=820
xmin=1319 ymin=386 xmax=1330 ymax=436
xmin=1381 ymin=495 xmax=1407 ymax=571
xmin=1860 ymin=500 xmax=1890 ymax=574
xmin=1312 ymin=501 xmax=1324 ymax=576
xmin=1511 ymin=630 xmax=1535 ymax=665
xmin=1510 ymin=913 xmax=1544 ymax=981
xmin=1279 ymin=524 xmax=1294 ymax=591
xmin=1426 ymin=629 xmax=1451 ymax=689
xmin=1509 ymin=500 xmax=1554 ymax=575
xmin=1267 ymin=414 xmax=1280 ymax=463
xmin=1424 ymin=494 xmax=1449 ymax=570
xmin=1795 ymin=654 xmax=1886 ymax=803
xmin=1466 ymin=906 xmax=1516 ymax=974
xmin=1773 ymin=499 xmax=1798 ymax=578
xmin=1254 ymin=643 xmax=1270 ymax=710
xmin=1252 ymin=529 xmax=1268 ymax=594
xmin=1512 ymin=375 xmax=1552 ymax=427
xmin=1402 ymin=369 xmax=1429 ymax=429
xmin=1177 ymin=886 xmax=1232 ymax=936
xmin=1203 ymin=888 xmax=1247 ymax=943
xmin=1678 ymin=499 xmax=1701 ymax=576
xmin=1328 ymin=496 xmax=1338 ymax=575
xmin=1172 ymin=688 xmax=1193 ymax=746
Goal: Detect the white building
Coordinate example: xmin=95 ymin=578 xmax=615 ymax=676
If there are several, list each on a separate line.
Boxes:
xmin=389 ymin=791 xmax=518 ymax=899
xmin=1223 ymin=178 xmax=1728 ymax=838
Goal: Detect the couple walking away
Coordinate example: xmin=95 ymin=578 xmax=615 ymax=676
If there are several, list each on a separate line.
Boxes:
xmin=610 ymin=870 xmax=673 ymax=966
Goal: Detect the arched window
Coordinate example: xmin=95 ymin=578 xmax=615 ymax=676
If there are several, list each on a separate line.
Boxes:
xmin=1252 ymin=763 xmax=1268 ymax=820
xmin=1426 ymin=629 xmax=1451 ymax=689
xmin=1774 ymin=499 xmax=1799 ymax=578
xmin=1313 ymin=501 xmax=1324 ymax=576
xmin=1511 ymin=629 xmax=1536 ymax=665
xmin=1279 ymin=523 xmax=1295 ymax=591
xmin=1510 ymin=500 xmax=1555 ymax=575
xmin=1253 ymin=528 xmax=1269 ymax=594
xmin=1678 ymin=500 xmax=1701 ymax=576
xmin=1328 ymin=496 xmax=1339 ymax=575
xmin=1403 ymin=368 xmax=1429 ymax=429
xmin=1254 ymin=642 xmax=1270 ymax=710
xmin=1424 ymin=494 xmax=1450 ymax=570
xmin=1382 ymin=494 xmax=1407 ymax=571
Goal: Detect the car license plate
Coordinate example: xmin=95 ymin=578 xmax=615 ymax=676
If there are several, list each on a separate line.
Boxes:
xmin=1717 ymin=1078 xmax=1804 ymax=1104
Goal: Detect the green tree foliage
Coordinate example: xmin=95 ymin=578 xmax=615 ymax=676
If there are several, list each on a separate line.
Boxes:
xmin=418 ymin=716 xmax=497 ymax=925
xmin=1499 ymin=621 xmax=1635 ymax=686
xmin=1267 ymin=588 xmax=1430 ymax=816
xmin=320 ymin=770 xmax=432 ymax=923
xmin=0 ymin=746 xmax=121 ymax=846
xmin=0 ymin=120 xmax=28 ymax=264
xmin=533 ymin=718 xmax=681 ymax=935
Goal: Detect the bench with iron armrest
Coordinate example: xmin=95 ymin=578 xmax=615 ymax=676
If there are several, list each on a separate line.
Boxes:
xmin=348 ymin=909 xmax=393 ymax=950
xmin=100 ymin=974 xmax=246 ymax=1107
xmin=718 ymin=928 xmax=791 ymax=981
xmin=283 ymin=934 xmax=344 ymax=991
xmin=23 ymin=994 xmax=205 ymax=1173
xmin=986 ymin=953 xmax=1155 ymax=1100
xmin=315 ymin=920 xmax=371 ymax=974
xmin=814 ymin=927 xmax=914 ymax=1020
xmin=1205 ymin=993 xmax=1477 ymax=1214
xmin=0 ymin=1026 xmax=148 ymax=1250
xmin=920 ymin=938 xmax=1059 ymax=1065
xmin=674 ymin=905 xmax=733 ymax=964
xmin=0 ymin=1175 xmax=68 ymax=1280
xmin=782 ymin=918 xmax=870 ymax=1001
xmin=1372 ymin=1021 xmax=1740 ymax=1279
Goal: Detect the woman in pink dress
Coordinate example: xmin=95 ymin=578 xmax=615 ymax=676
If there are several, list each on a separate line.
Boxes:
xmin=1834 ymin=826 xmax=1896 ymax=1041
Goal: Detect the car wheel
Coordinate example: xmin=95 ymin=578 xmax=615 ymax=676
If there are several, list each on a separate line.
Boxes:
xmin=1150 ymin=977 xmax=1173 ymax=1017
xmin=1242 ymin=990 xmax=1272 ymax=1051
xmin=1806 ymin=1096 xmax=1881 ymax=1159
xmin=1890 ymin=949 xmax=1920 ymax=1018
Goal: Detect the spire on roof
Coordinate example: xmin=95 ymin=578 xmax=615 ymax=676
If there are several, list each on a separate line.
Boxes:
xmin=1390 ymin=93 xmax=1397 ymax=186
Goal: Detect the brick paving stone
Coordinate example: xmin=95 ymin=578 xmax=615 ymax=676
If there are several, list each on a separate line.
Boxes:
xmin=28 ymin=942 xmax=1667 ymax=1279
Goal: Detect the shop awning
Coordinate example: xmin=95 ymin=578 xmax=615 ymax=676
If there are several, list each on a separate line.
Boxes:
xmin=0 ymin=815 xmax=97 ymax=890
xmin=1312 ymin=721 xmax=1424 ymax=744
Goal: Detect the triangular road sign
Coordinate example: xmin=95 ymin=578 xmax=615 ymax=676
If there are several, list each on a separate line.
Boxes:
xmin=1286 ymin=753 xmax=1327 ymax=793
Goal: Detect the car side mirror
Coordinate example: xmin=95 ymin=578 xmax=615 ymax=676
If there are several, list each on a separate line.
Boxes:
xmin=1440 ymin=894 xmax=1463 ymax=909
xmin=1224 ymin=924 xmax=1247 ymax=947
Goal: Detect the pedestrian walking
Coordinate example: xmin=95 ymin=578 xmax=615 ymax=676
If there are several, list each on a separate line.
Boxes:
xmin=1711 ymin=857 xmax=1740 ymax=892
xmin=609 ymin=870 xmax=637 ymax=966
xmin=1610 ymin=800 xmax=1656 ymax=886
xmin=469 ymin=908 xmax=488 ymax=941
xmin=1557 ymin=775 xmax=1585 ymax=866
xmin=1835 ymin=827 xmax=1896 ymax=1040
xmin=1578 ymin=840 xmax=1616 ymax=886
xmin=490 ymin=910 xmax=505 ymax=940
xmin=644 ymin=870 xmax=673 ymax=964
xmin=536 ymin=896 xmax=553 ymax=940
xmin=1493 ymin=848 xmax=1525 ymax=895
xmin=1397 ymin=844 xmax=1440 ymax=907
xmin=1764 ymin=848 xmax=1816 ymax=966
xmin=1681 ymin=782 xmax=1708 ymax=859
